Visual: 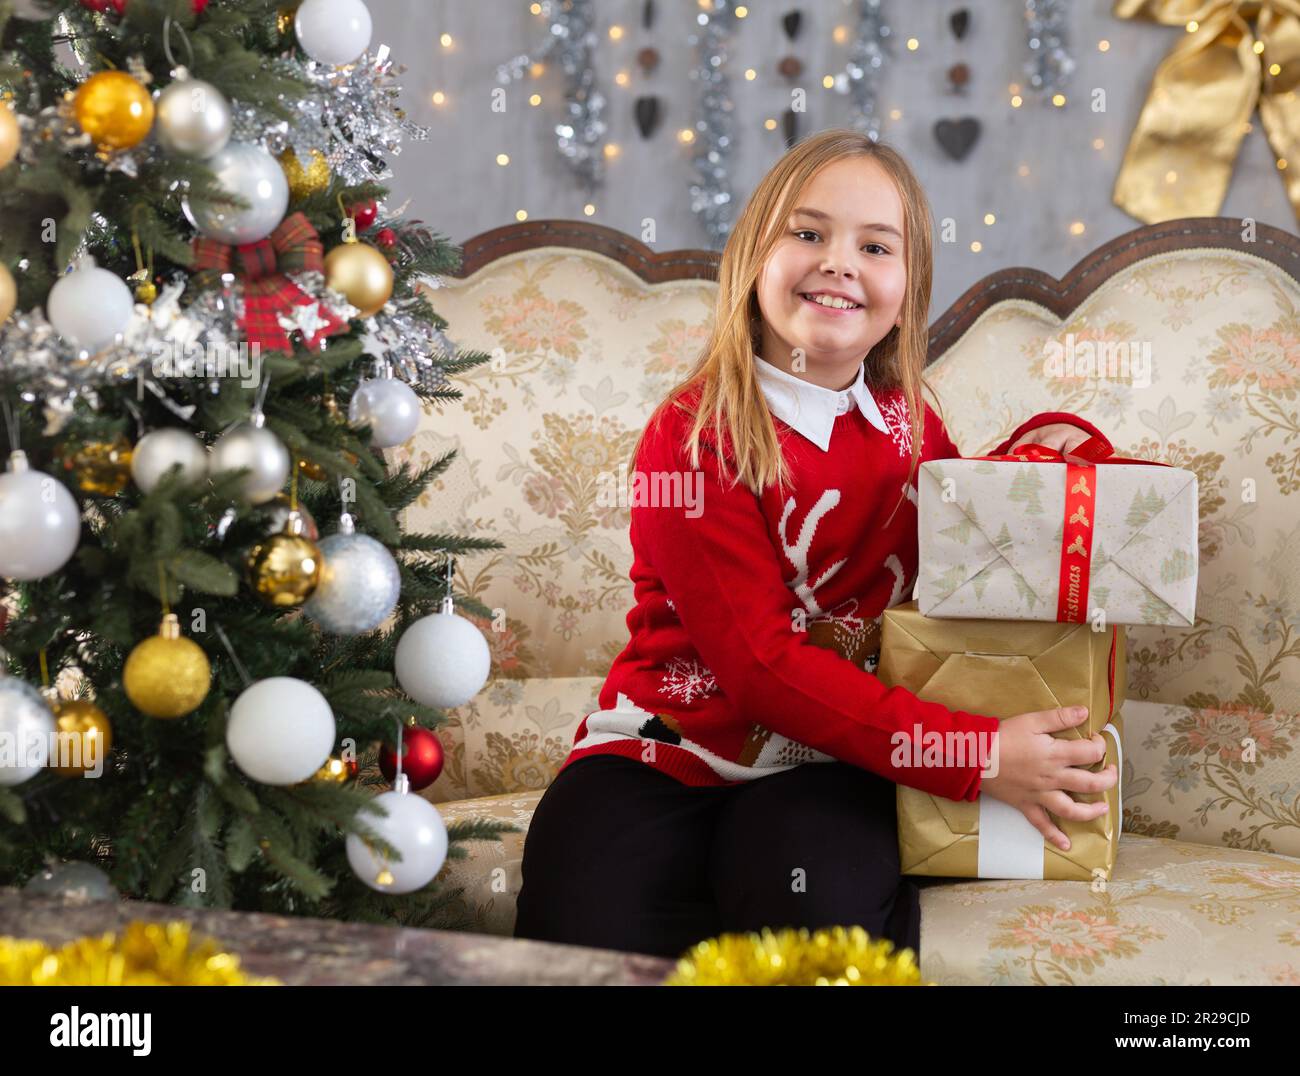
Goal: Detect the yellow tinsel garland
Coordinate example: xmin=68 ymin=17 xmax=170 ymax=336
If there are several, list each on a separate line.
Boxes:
xmin=0 ymin=920 xmax=280 ymax=986
xmin=664 ymin=926 xmax=931 ymax=986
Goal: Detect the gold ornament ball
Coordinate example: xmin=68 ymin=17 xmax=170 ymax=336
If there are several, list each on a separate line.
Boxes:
xmin=0 ymin=262 xmax=15 ymax=323
xmin=63 ymin=435 xmax=133 ymax=496
xmin=297 ymin=456 xmax=326 ymax=481
xmin=313 ymin=754 xmax=358 ymax=784
xmin=0 ymin=102 xmax=19 ymax=170
xmin=73 ymin=71 xmax=155 ymax=151
xmin=134 ymin=280 xmax=157 ymax=305
xmin=278 ymin=147 xmax=330 ymax=200
xmin=246 ymin=519 xmax=321 ymax=607
xmin=324 ymin=241 xmax=393 ymax=318
xmin=123 ymin=614 xmax=212 ymax=719
xmin=51 ymin=699 xmax=113 ymax=777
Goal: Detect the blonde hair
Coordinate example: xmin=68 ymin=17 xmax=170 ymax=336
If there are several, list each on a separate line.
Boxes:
xmin=631 ymin=128 xmax=941 ymax=526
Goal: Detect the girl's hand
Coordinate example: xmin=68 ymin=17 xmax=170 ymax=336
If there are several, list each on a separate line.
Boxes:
xmin=1009 ymin=422 xmax=1097 ymax=464
xmin=978 ymin=705 xmax=1117 ymax=852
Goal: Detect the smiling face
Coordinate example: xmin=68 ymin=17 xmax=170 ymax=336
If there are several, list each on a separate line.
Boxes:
xmin=755 ymin=155 xmax=908 ymax=390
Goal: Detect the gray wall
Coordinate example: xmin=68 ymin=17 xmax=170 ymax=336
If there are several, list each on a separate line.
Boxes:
xmin=371 ymin=0 xmax=1297 ymax=316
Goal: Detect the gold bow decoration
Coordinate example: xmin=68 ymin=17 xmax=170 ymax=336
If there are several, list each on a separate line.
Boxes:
xmin=1112 ymin=0 xmax=1300 ymax=223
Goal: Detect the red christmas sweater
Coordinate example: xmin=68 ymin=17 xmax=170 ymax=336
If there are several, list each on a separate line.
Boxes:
xmin=560 ymin=359 xmax=1107 ymax=801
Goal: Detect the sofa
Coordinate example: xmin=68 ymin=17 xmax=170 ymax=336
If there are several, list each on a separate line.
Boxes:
xmin=390 ymin=217 xmax=1300 ymax=985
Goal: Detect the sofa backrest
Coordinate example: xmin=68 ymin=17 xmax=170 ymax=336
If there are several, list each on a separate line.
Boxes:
xmin=398 ymin=219 xmax=1300 ymax=860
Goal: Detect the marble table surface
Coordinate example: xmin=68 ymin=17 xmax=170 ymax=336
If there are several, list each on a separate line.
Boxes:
xmin=0 ymin=888 xmax=677 ymax=986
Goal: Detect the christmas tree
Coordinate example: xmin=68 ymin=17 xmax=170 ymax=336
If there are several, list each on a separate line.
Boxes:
xmin=0 ymin=0 xmax=514 ymax=927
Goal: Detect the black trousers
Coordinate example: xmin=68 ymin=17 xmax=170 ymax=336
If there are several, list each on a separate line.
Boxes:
xmin=513 ymin=753 xmax=923 ymax=961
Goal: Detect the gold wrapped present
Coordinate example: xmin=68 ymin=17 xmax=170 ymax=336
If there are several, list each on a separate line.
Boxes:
xmin=878 ymin=601 xmax=1124 ymax=881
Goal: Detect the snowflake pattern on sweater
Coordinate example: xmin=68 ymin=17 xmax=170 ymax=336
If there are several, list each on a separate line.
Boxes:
xmin=659 ymin=657 xmax=718 ymax=704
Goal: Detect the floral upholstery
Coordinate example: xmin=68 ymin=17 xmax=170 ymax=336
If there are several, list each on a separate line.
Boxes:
xmin=399 ymin=237 xmax=1299 ymax=984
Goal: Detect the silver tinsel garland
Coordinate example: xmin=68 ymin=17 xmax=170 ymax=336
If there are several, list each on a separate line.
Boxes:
xmin=687 ymin=0 xmax=739 ymax=249
xmin=497 ymin=0 xmax=606 ymax=193
xmin=835 ymin=0 xmax=893 ymax=141
xmin=231 ymin=45 xmax=428 ymax=186
xmin=1023 ymin=0 xmax=1075 ymax=100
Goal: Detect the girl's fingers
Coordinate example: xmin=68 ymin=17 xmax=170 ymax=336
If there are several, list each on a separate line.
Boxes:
xmin=1053 ymin=762 xmax=1118 ymax=795
xmin=1023 ymin=803 xmax=1071 ymax=851
xmin=1042 ymin=789 xmax=1110 ymax=822
xmin=1058 ymin=733 xmax=1108 ymax=766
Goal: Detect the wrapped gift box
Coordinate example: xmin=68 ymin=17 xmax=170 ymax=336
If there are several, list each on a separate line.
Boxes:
xmin=878 ymin=601 xmax=1124 ymax=881
xmin=916 ymin=451 xmax=1198 ymax=627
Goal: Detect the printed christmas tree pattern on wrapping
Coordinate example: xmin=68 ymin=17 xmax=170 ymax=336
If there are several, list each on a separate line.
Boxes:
xmin=917 ymin=457 xmax=1199 ymax=625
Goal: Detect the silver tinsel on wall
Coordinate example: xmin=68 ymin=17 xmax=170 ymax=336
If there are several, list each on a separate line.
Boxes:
xmin=687 ymin=0 xmax=739 ymax=249
xmin=1022 ymin=0 xmax=1075 ymax=101
xmin=497 ymin=0 xmax=606 ymax=193
xmin=836 ymin=0 xmax=893 ymax=141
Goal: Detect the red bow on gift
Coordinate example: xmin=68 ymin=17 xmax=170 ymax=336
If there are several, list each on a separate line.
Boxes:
xmin=975 ymin=433 xmax=1170 ymax=623
xmin=192 ymin=212 xmax=350 ymax=355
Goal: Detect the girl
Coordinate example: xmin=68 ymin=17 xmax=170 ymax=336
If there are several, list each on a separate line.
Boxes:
xmin=513 ymin=129 xmax=1118 ymax=962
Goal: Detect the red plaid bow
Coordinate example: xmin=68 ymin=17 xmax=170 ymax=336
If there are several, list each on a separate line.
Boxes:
xmin=192 ymin=212 xmax=350 ymax=355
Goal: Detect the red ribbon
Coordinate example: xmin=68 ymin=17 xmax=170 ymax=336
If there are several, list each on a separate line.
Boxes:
xmin=974 ymin=433 xmax=1171 ymax=623
xmin=192 ymin=212 xmax=349 ymax=355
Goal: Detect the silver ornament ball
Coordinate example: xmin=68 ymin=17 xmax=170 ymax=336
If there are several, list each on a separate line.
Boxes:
xmin=303 ymin=526 xmax=401 ymax=635
xmin=155 ymin=75 xmax=232 ymax=159
xmin=210 ymin=422 xmax=290 ymax=504
xmin=348 ymin=377 xmax=422 ymax=449
xmin=0 ymin=450 xmax=81 ymax=581
xmin=182 ymin=141 xmax=289 ymax=245
xmin=0 ymin=677 xmax=55 ymax=786
xmin=131 ymin=427 xmax=209 ymax=493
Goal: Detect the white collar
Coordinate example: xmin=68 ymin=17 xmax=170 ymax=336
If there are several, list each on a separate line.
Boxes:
xmin=753 ymin=353 xmax=891 ymax=451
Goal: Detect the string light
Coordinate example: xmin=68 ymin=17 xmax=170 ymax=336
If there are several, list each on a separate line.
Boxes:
xmin=609 ymin=25 xmax=624 ymax=40
xmin=1069 ymin=221 xmax=1086 ymax=235
xmin=1098 ymin=40 xmax=1110 ymax=52
xmin=515 ymin=209 xmax=528 ymax=221
xmin=970 ymin=241 xmax=982 ymax=252
xmin=431 ymin=91 xmax=446 ymax=105
xmin=583 ymin=203 xmax=596 ymax=216
xmin=440 ymin=33 xmax=453 ymax=48
xmin=496 ymin=153 xmax=509 ymax=166
xmin=983 ymin=213 xmax=995 ymax=225
xmin=678 ymin=128 xmax=695 ymax=143
xmin=906 ymin=38 xmax=918 ymax=50
xmin=529 ymin=93 xmax=541 ymax=106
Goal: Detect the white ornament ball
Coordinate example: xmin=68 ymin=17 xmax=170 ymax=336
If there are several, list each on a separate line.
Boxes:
xmin=0 ymin=451 xmax=81 ymax=581
xmin=303 ymin=529 xmax=401 ymax=635
xmin=155 ymin=76 xmax=232 ymax=159
xmin=210 ymin=423 xmax=289 ymax=504
xmin=226 ymin=677 xmax=336 ymax=785
xmin=0 ymin=678 xmax=55 ymax=786
xmin=348 ymin=378 xmax=421 ymax=449
xmin=131 ymin=428 xmax=209 ymax=493
xmin=394 ymin=609 xmax=491 ymax=709
xmin=183 ymin=141 xmax=289 ymax=245
xmin=346 ymin=788 xmax=447 ymax=894
xmin=46 ymin=258 xmax=134 ymax=354
xmin=295 ymin=0 xmax=373 ymax=67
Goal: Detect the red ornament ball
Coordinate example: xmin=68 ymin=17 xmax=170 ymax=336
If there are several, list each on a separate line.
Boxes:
xmin=378 ymin=725 xmax=445 ymax=791
xmin=80 ymin=0 xmax=126 ymax=12
xmin=348 ymin=199 xmax=379 ymax=230
xmin=375 ymin=227 xmax=397 ymax=249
